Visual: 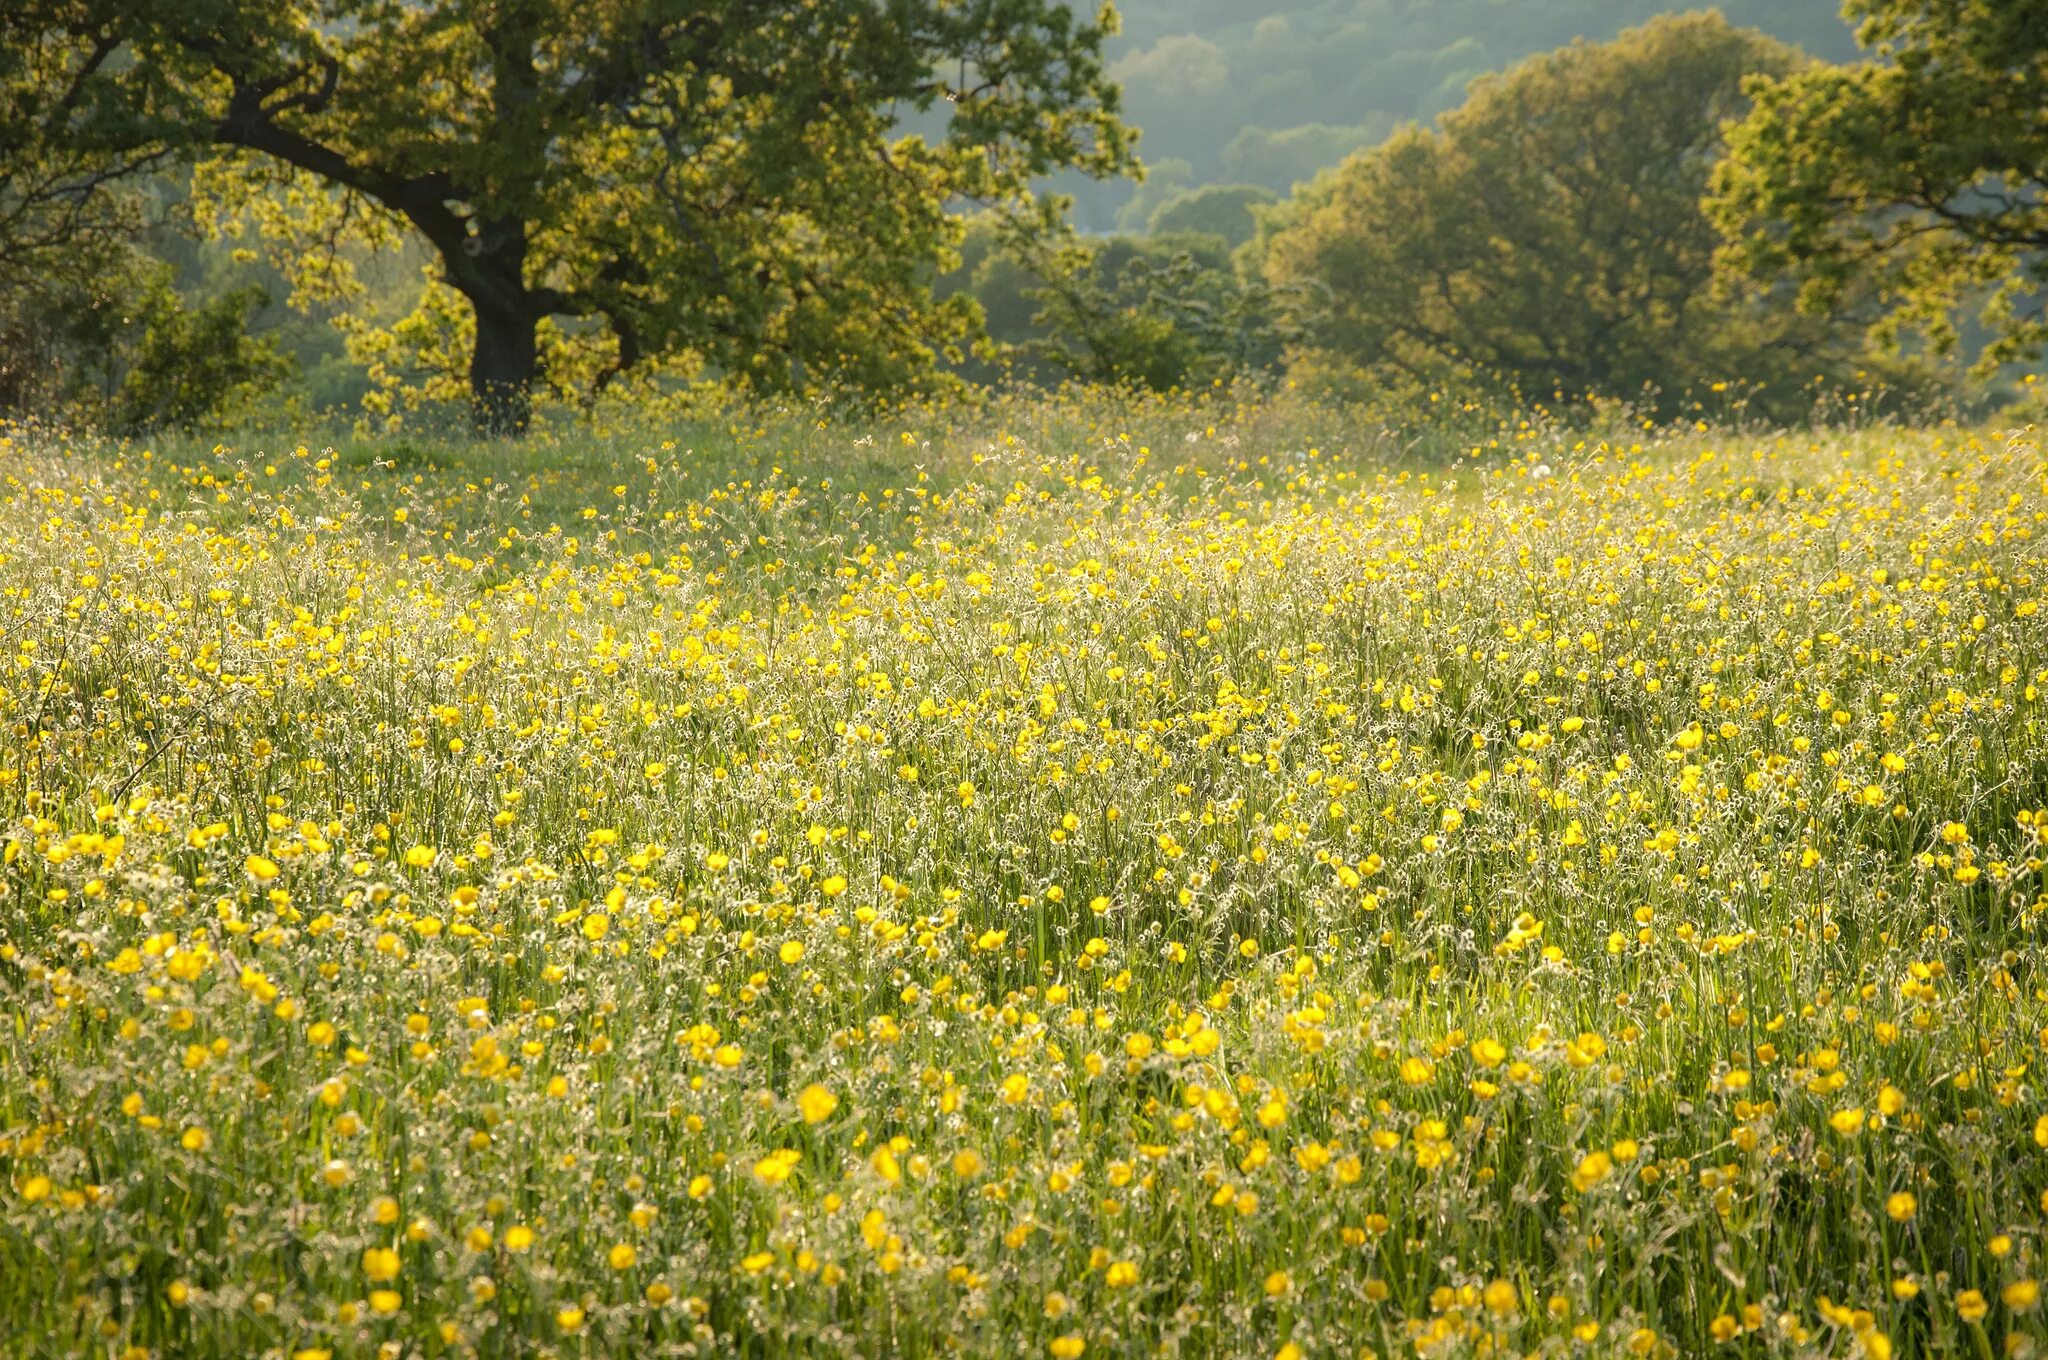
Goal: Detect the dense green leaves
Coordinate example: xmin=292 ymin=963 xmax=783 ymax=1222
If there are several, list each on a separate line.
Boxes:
xmin=1026 ymin=241 xmax=1306 ymax=390
xmin=5 ymin=0 xmax=1135 ymax=430
xmin=1145 ymin=184 xmax=1275 ymax=250
xmin=1256 ymin=13 xmax=1873 ymax=417
xmin=0 ymin=253 xmax=290 ymax=432
xmin=1711 ymin=0 xmax=2048 ymax=372
xmin=1 ymin=29 xmax=291 ymax=433
xmin=934 ymin=220 xmax=1300 ymax=391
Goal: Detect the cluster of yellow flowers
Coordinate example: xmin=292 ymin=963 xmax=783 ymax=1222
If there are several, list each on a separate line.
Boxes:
xmin=2 ymin=394 xmax=2046 ymax=1359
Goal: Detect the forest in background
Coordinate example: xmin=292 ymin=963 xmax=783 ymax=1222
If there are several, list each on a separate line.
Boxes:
xmin=1070 ymin=0 xmax=1859 ymax=227
xmin=4 ymin=0 xmax=2044 ymax=433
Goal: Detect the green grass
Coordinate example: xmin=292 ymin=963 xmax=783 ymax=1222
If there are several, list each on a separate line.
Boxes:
xmin=2 ymin=395 xmax=2046 ymax=1360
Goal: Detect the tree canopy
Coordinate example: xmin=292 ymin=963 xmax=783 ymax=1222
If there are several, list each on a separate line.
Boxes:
xmin=1146 ymin=183 xmax=1275 ymax=249
xmin=6 ymin=0 xmax=1134 ymax=430
xmin=1256 ymin=12 xmax=1867 ymax=416
xmin=1710 ymin=0 xmax=2048 ymax=372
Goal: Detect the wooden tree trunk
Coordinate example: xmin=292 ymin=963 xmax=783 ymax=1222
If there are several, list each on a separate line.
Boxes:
xmin=468 ymin=295 xmax=539 ymax=437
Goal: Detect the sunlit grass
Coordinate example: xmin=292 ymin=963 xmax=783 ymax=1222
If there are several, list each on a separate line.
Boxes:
xmin=3 ymin=394 xmax=2046 ymax=1359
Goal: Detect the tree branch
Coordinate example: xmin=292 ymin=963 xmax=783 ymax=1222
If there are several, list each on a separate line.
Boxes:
xmin=212 ymin=79 xmax=471 ymax=263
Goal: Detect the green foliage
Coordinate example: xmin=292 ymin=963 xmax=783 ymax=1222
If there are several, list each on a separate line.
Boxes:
xmin=6 ymin=0 xmax=1135 ymax=431
xmin=110 ymin=278 xmax=295 ymax=434
xmin=1215 ymin=122 xmax=1394 ymax=195
xmin=1025 ymin=237 xmax=1308 ymax=390
xmin=1710 ymin=0 xmax=2048 ymax=374
xmin=934 ymin=219 xmax=1309 ymax=391
xmin=1258 ymin=13 xmax=1886 ymax=419
xmin=0 ymin=230 xmax=290 ymax=433
xmin=0 ymin=23 xmax=156 ymax=416
xmin=1112 ymin=156 xmax=1195 ymax=233
xmin=1146 ymin=183 xmax=1276 ymax=249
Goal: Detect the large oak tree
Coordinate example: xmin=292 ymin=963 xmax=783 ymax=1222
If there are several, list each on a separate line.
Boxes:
xmin=5 ymin=0 xmax=1134 ymax=431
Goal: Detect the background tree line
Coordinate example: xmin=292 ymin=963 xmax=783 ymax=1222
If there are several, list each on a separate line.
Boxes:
xmin=1075 ymin=0 xmax=1861 ymax=226
xmin=3 ymin=0 xmax=2045 ymax=433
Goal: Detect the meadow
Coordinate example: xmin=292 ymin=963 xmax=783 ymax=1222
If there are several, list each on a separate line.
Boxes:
xmin=2 ymin=392 xmax=2046 ymax=1360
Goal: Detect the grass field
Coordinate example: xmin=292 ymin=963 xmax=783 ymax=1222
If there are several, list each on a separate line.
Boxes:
xmin=3 ymin=394 xmax=2047 ymax=1360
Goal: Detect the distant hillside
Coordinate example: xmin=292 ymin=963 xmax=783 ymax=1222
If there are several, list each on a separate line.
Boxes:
xmin=1069 ymin=0 xmax=1861 ymax=228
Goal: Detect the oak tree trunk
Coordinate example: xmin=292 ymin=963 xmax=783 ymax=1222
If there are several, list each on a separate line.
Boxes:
xmin=469 ymin=296 xmax=539 ymax=437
